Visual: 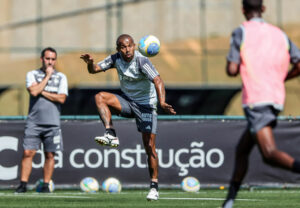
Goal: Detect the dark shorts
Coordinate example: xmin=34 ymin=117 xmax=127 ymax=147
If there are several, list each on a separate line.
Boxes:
xmin=115 ymin=94 xmax=157 ymax=134
xmin=243 ymin=105 xmax=280 ymax=134
xmin=23 ymin=123 xmax=63 ymax=152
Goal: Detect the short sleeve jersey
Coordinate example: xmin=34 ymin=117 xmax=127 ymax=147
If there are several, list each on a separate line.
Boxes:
xmin=97 ymin=50 xmax=159 ymax=108
xmin=26 ymin=69 xmax=68 ymax=126
xmin=227 ymin=18 xmax=300 ymax=109
xmin=227 ymin=18 xmax=300 ymax=65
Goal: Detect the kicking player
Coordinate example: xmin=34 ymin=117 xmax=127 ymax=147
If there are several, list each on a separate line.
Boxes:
xmin=15 ymin=47 xmax=68 ymax=193
xmin=222 ymin=0 xmax=300 ymax=207
xmin=80 ymin=34 xmax=176 ymax=201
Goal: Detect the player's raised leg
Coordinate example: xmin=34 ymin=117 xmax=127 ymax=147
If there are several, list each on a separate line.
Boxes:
xmin=94 ymin=92 xmax=122 ymax=147
xmin=142 ymin=132 xmax=159 ymax=201
xmin=255 ymin=126 xmax=296 ymax=169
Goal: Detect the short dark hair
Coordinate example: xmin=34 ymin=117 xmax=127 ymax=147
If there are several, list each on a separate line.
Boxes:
xmin=41 ymin=47 xmax=57 ymax=58
xmin=116 ymin=34 xmax=134 ymax=48
xmin=243 ymin=0 xmax=263 ymax=12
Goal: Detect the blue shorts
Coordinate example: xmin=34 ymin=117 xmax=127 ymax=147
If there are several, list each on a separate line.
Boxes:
xmin=23 ymin=123 xmax=63 ymax=152
xmin=243 ymin=105 xmax=279 ymax=134
xmin=115 ymin=94 xmax=157 ymax=134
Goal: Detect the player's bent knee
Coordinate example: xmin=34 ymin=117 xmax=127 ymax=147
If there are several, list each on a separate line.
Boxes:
xmin=95 ymin=92 xmax=106 ymax=105
xmin=262 ymin=149 xmax=278 ymax=164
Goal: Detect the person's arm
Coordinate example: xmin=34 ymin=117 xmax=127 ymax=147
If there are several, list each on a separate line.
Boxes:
xmin=41 ymin=72 xmax=68 ymax=104
xmin=80 ymin=54 xmax=102 ymax=74
xmin=285 ymin=39 xmax=300 ymax=81
xmin=153 ymin=76 xmax=176 ymax=115
xmin=41 ymin=92 xmax=67 ymax=104
xmin=27 ymin=67 xmax=54 ymax=97
xmin=226 ymin=61 xmax=240 ymax=76
xmin=285 ymin=61 xmax=300 ymax=81
xmin=226 ymin=26 xmax=243 ymax=77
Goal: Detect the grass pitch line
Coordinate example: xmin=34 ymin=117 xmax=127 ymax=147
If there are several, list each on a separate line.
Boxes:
xmin=160 ymin=197 xmax=262 ymax=201
xmin=255 ymin=190 xmax=300 ymax=194
xmin=0 ymin=193 xmax=92 ymax=199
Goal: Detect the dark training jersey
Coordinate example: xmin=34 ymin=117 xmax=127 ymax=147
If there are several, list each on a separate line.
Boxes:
xmin=26 ymin=69 xmax=68 ymax=126
xmin=97 ymin=50 xmax=159 ymax=109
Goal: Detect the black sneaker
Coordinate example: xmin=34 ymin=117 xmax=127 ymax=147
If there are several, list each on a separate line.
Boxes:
xmin=40 ymin=185 xmax=50 ymax=193
xmin=15 ymin=185 xmax=27 ymax=193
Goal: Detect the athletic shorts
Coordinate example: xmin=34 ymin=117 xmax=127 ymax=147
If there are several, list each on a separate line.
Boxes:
xmin=115 ymin=94 xmax=157 ymax=134
xmin=23 ymin=123 xmax=63 ymax=152
xmin=243 ymin=105 xmax=280 ymax=134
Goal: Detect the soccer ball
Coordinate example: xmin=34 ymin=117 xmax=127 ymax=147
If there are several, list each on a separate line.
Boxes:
xmin=80 ymin=177 xmax=100 ymax=193
xmin=181 ymin=176 xmax=200 ymax=192
xmin=35 ymin=179 xmax=55 ymax=192
xmin=138 ymin=35 xmax=160 ymax=57
xmin=102 ymin=177 xmax=122 ymax=193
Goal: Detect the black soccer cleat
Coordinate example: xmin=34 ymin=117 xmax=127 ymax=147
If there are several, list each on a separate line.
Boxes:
xmin=40 ymin=186 xmax=51 ymax=193
xmin=15 ymin=185 xmax=27 ymax=193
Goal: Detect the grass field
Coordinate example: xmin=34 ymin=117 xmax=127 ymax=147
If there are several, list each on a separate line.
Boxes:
xmin=0 ymin=189 xmax=300 ymax=208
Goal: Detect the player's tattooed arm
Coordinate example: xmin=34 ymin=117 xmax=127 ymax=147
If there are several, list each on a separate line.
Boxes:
xmin=80 ymin=54 xmax=102 ymax=74
xmin=153 ymin=76 xmax=176 ymax=115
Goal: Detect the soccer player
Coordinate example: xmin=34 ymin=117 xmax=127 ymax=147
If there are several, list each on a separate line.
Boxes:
xmin=222 ymin=0 xmax=300 ymax=207
xmin=80 ymin=34 xmax=176 ymax=201
xmin=15 ymin=47 xmax=68 ymax=193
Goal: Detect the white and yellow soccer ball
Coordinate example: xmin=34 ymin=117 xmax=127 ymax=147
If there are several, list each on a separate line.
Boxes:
xmin=35 ymin=179 xmax=55 ymax=192
xmin=181 ymin=176 xmax=200 ymax=192
xmin=102 ymin=177 xmax=122 ymax=193
xmin=80 ymin=177 xmax=100 ymax=193
xmin=138 ymin=35 xmax=160 ymax=57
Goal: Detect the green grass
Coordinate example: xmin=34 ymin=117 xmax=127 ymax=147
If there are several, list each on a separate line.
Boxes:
xmin=0 ymin=189 xmax=300 ymax=208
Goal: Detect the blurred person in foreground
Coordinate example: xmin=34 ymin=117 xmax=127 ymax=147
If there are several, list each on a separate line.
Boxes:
xmin=222 ymin=0 xmax=300 ymax=207
xmin=15 ymin=47 xmax=68 ymax=193
xmin=80 ymin=34 xmax=176 ymax=201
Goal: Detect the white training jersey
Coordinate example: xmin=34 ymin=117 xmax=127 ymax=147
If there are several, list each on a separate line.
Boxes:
xmin=26 ymin=69 xmax=68 ymax=126
xmin=97 ymin=50 xmax=159 ymax=108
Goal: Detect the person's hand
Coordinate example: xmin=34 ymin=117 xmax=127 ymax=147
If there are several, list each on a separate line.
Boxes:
xmin=45 ymin=66 xmax=54 ymax=76
xmin=160 ymin=102 xmax=176 ymax=115
xmin=80 ymin=54 xmax=94 ymax=64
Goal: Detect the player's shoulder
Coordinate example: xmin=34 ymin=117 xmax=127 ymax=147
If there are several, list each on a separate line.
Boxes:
xmin=267 ymin=23 xmax=286 ymax=35
xmin=232 ymin=25 xmax=244 ymax=37
xmin=135 ymin=50 xmax=147 ymax=59
xmin=135 ymin=50 xmax=151 ymax=64
xmin=27 ymin=68 xmax=41 ymax=76
xmin=110 ymin=52 xmax=121 ymax=62
xmin=55 ymin=71 xmax=67 ymax=79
